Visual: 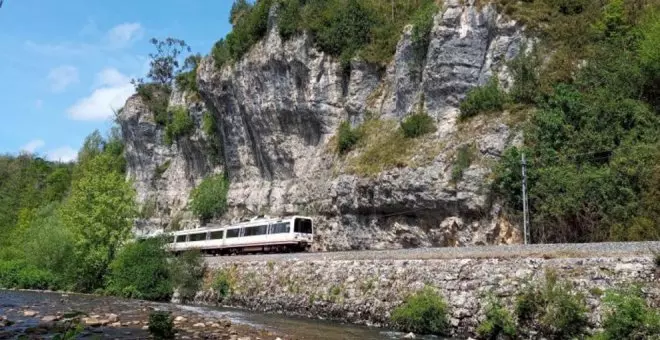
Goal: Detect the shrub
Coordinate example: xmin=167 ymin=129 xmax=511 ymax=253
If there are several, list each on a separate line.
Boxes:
xmin=164 ymin=106 xmax=194 ymax=145
xmin=459 ymin=78 xmax=508 ymax=120
xmin=170 ymin=250 xmax=206 ymax=303
xmin=477 ymin=296 xmax=517 ymax=339
xmin=189 ymin=173 xmax=229 ymax=221
xmin=336 ymin=121 xmax=361 ymax=154
xmin=515 ymin=271 xmax=588 ymax=338
xmin=593 ymin=287 xmax=660 ymax=339
xmin=451 ymin=144 xmax=476 ymax=183
xmin=400 ymin=112 xmax=436 ymax=138
xmin=410 ymin=2 xmax=437 ymax=67
xmin=174 ymin=54 xmax=201 ymax=96
xmin=390 ymin=286 xmax=450 ymax=336
xmin=278 ymin=0 xmax=302 ymax=40
xmin=154 ymin=160 xmax=171 ymax=179
xmin=136 ymin=83 xmax=171 ymax=125
xmin=0 ymin=260 xmax=60 ymax=290
xmin=105 ymin=237 xmax=172 ymax=301
xmin=202 ymin=112 xmax=215 ymax=136
xmin=509 ymin=47 xmax=541 ymax=104
xmin=148 ymin=311 xmax=175 ymax=339
xmin=212 ymin=269 xmax=236 ymax=302
xmin=139 ymin=197 xmax=158 ymax=219
xmin=211 ymin=39 xmax=230 ymax=68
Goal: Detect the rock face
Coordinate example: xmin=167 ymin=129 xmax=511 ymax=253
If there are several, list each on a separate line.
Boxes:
xmin=119 ymin=0 xmax=527 ymax=248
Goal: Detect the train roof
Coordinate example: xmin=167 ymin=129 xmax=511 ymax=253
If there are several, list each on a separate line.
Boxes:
xmin=168 ymin=215 xmax=312 ymax=236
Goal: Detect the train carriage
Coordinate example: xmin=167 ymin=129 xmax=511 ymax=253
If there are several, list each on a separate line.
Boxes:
xmin=167 ymin=216 xmax=313 ymax=255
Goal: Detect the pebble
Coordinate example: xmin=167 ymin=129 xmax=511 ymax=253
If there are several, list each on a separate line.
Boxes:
xmin=106 ymin=313 xmax=119 ymax=323
xmin=403 ymin=332 xmax=415 ymax=339
xmin=110 ymin=322 xmax=121 ymax=327
xmin=41 ymin=315 xmax=60 ymax=322
xmin=193 ymin=322 xmax=206 ymax=328
xmin=22 ymin=310 xmax=39 ymax=317
xmin=174 ymin=316 xmax=187 ymax=322
xmin=141 ymin=325 xmax=149 ymax=330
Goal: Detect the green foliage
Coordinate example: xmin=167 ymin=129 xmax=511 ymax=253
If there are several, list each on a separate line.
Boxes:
xmin=399 ymin=112 xmax=436 ymax=138
xmin=148 ymin=311 xmax=176 ymax=340
xmin=459 ymin=78 xmax=508 ymax=120
xmin=410 ymin=2 xmax=437 ymax=67
xmin=105 ymin=238 xmax=173 ymax=301
xmin=154 ymin=160 xmax=171 ymax=179
xmin=164 ymin=106 xmax=194 ymax=145
xmin=202 ymin=112 xmax=216 ymax=136
xmin=515 ymin=271 xmax=588 ymax=338
xmin=509 ymin=47 xmax=542 ymax=104
xmin=211 ymin=0 xmax=273 ymax=69
xmin=171 ymin=250 xmax=207 ymax=303
xmin=189 ymin=173 xmax=229 ymax=221
xmin=494 ymin=1 xmax=660 ymax=243
xmin=592 ymin=288 xmax=660 ymax=340
xmin=477 ymin=296 xmax=517 ymax=339
xmin=336 ymin=121 xmax=361 ymax=154
xmin=451 ymin=144 xmax=475 ymax=184
xmin=390 ymin=286 xmax=450 ymax=336
xmin=278 ymin=0 xmax=302 ymax=40
xmin=136 ymin=83 xmax=171 ymax=125
xmin=174 ymin=54 xmax=201 ymax=96
xmin=135 ymin=37 xmax=191 ymax=87
xmin=60 ymin=150 xmax=137 ymax=292
xmin=0 ymin=260 xmax=61 ymax=290
xmin=212 ymin=269 xmax=236 ymax=301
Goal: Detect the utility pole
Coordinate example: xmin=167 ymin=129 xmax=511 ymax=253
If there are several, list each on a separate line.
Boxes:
xmin=521 ymin=153 xmax=530 ymax=245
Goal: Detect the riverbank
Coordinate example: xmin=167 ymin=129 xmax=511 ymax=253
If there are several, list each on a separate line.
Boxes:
xmin=0 ymin=289 xmax=281 ymax=339
xmin=201 ymin=243 xmax=660 ymax=337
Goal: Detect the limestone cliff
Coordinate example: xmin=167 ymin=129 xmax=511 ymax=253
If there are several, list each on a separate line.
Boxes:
xmin=119 ymin=0 xmax=527 ymax=250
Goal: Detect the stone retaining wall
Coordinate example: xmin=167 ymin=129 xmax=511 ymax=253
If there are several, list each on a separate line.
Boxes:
xmin=199 ymin=256 xmax=660 ymax=336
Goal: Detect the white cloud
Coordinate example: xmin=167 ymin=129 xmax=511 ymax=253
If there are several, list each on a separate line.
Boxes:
xmin=95 ymin=68 xmax=131 ymax=87
xmin=20 ymin=139 xmax=45 ymax=153
xmin=67 ymin=68 xmax=135 ymax=121
xmin=24 ymin=40 xmax=92 ymax=57
xmin=106 ymin=23 xmax=143 ymax=49
xmin=46 ymin=147 xmax=78 ymax=163
xmin=35 ymin=99 xmax=43 ymax=109
xmin=48 ymin=66 xmax=79 ymax=93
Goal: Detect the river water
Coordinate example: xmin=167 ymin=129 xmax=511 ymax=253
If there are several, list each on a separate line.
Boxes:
xmin=0 ymin=290 xmax=444 ymax=339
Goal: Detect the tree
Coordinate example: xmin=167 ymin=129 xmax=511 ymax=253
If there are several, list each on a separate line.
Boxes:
xmin=60 ymin=152 xmax=136 ymax=292
xmin=133 ymin=38 xmax=191 ymax=87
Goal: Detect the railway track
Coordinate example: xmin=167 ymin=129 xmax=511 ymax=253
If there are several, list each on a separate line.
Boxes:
xmin=204 ymin=241 xmax=660 ymax=266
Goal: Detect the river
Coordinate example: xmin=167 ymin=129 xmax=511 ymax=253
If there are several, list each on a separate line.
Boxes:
xmin=0 ymin=290 xmax=442 ymax=339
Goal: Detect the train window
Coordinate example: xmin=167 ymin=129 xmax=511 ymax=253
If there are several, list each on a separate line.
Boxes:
xmin=210 ymin=231 xmax=224 ymax=240
xmin=176 ymin=235 xmax=187 ymax=243
xmin=226 ymin=229 xmax=240 ymax=238
xmin=243 ymin=225 xmax=267 ymax=237
xmin=189 ymin=233 xmax=207 ymax=242
xmin=294 ymin=218 xmax=313 ymax=234
xmin=270 ymin=222 xmax=290 ymax=234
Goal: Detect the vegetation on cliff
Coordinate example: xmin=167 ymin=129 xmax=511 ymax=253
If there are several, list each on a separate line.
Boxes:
xmin=462 ymin=0 xmax=660 ymax=243
xmin=213 ymin=0 xmax=438 ymax=69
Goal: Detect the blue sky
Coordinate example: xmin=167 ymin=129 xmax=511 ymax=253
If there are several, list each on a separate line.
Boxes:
xmin=0 ymin=0 xmax=233 ymax=162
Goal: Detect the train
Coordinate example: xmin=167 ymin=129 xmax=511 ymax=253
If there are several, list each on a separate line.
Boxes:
xmin=166 ymin=215 xmax=314 ymax=255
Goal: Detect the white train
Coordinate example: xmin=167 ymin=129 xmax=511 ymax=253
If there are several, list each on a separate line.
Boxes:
xmin=167 ymin=216 xmax=313 ymax=255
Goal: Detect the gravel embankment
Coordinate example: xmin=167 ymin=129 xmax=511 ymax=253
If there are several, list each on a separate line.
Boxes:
xmin=205 ymin=242 xmax=660 ymax=266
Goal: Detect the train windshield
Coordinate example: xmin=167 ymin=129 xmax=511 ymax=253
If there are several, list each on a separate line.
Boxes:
xmin=294 ymin=218 xmax=313 ymax=234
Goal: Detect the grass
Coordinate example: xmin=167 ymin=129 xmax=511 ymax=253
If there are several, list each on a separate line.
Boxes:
xmin=477 ymin=295 xmax=517 ymax=339
xmin=345 ymin=119 xmax=442 ymax=177
xmin=451 ymin=144 xmax=476 ymax=184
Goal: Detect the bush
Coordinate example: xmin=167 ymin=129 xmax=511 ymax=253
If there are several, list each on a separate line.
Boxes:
xmin=593 ymin=287 xmax=660 ymax=339
xmin=154 ymin=160 xmax=171 ymax=179
xmin=390 ymin=286 xmax=450 ymax=335
xmin=410 ymin=2 xmax=437 ymax=66
xmin=170 ymin=250 xmax=206 ymax=303
xmin=174 ymin=54 xmax=201 ymax=96
xmin=212 ymin=269 xmax=236 ymax=302
xmin=136 ymin=83 xmax=171 ymax=125
xmin=515 ymin=271 xmax=588 ymax=338
xmin=148 ymin=311 xmax=175 ymax=339
xmin=164 ymin=106 xmax=194 ymax=145
xmin=459 ymin=78 xmax=508 ymax=120
xmin=336 ymin=121 xmax=361 ymax=154
xmin=105 ymin=237 xmax=172 ymax=301
xmin=509 ymin=47 xmax=541 ymax=104
xmin=451 ymin=144 xmax=475 ymax=183
xmin=400 ymin=112 xmax=436 ymax=138
xmin=477 ymin=296 xmax=517 ymax=339
xmin=0 ymin=260 xmax=60 ymax=290
xmin=202 ymin=112 xmax=215 ymax=136
xmin=189 ymin=173 xmax=229 ymax=221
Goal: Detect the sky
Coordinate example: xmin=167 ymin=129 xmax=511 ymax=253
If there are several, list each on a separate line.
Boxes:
xmin=0 ymin=0 xmax=233 ymax=162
